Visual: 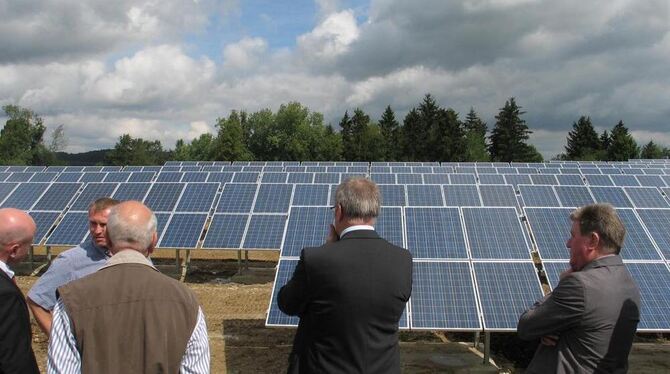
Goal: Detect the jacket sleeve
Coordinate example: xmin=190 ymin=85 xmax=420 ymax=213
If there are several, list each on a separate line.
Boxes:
xmin=0 ymin=289 xmax=39 ymax=374
xmin=278 ymin=250 xmax=309 ymax=316
xmin=517 ymin=273 xmax=585 ymax=340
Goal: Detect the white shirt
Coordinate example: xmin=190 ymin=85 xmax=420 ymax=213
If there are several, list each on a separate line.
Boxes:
xmin=0 ymin=259 xmax=14 ymax=279
xmin=340 ymin=225 xmax=375 ymax=237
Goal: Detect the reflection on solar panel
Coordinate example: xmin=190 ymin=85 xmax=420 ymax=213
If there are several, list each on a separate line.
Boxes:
xmin=216 ymin=183 xmax=258 ymax=213
xmin=473 ymin=262 xmax=543 ymax=330
xmin=175 ymin=183 xmax=218 ymax=212
xmin=463 ymin=207 xmax=529 ymax=259
xmin=1 ymin=183 xmax=49 ymax=210
xmin=112 ymin=182 xmax=151 ymax=201
xmin=616 ymin=209 xmax=661 ymax=260
xmin=524 ymin=208 xmax=572 ymax=260
xmin=159 ymin=213 xmax=207 ymax=248
xmin=292 ymin=184 xmax=329 ymax=206
xmin=543 ymin=261 xmax=670 ymax=331
xmin=70 ymin=183 xmax=118 ymax=210
xmin=443 ymin=185 xmax=481 ymax=206
xmin=144 ymin=183 xmax=185 ymax=212
xmin=378 ymin=184 xmax=406 ymax=206
xmin=589 ymin=186 xmax=633 ymax=207
xmin=479 ymin=185 xmax=517 ymax=207
xmin=202 ymin=214 xmax=249 ymax=249
xmin=405 ymin=207 xmax=466 ymax=259
xmin=46 ymin=212 xmax=89 ymax=245
xmin=406 ymin=185 xmax=443 ymax=206
xmin=266 ymin=259 xmax=300 ymax=326
xmin=376 ymin=207 xmax=404 ymax=248
xmin=254 ymin=184 xmax=293 ymax=213
xmin=519 ymin=185 xmax=559 ymax=207
xmin=636 ymin=209 xmax=670 ymax=259
xmin=29 ymin=211 xmax=61 ymax=244
xmin=281 ymin=207 xmax=331 ymax=257
xmin=611 ymin=175 xmax=640 ymax=187
xmin=624 ymin=187 xmax=669 ymax=208
xmin=243 ymin=215 xmax=287 ymax=249
xmin=411 ymin=261 xmax=480 ymax=329
xmin=0 ymin=183 xmax=18 ymax=204
xmin=554 ymin=186 xmax=594 ymax=207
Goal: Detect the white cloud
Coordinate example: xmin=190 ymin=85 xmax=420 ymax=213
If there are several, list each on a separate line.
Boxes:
xmin=222 ymin=37 xmax=268 ymax=71
xmin=297 ymin=10 xmax=359 ymax=60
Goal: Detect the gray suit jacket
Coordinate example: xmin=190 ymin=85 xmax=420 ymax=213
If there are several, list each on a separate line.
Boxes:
xmin=517 ymin=255 xmax=641 ymax=374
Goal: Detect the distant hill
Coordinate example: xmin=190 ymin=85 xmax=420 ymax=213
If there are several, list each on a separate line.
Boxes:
xmin=55 ymin=149 xmax=111 ymax=165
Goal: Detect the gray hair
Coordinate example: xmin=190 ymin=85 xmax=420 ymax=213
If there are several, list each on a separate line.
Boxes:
xmin=570 ymin=203 xmax=626 ymax=254
xmin=335 ymin=177 xmax=380 ymax=219
xmin=106 ymin=207 xmax=157 ymax=252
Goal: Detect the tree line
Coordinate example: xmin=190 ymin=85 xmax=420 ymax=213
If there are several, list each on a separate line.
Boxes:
xmin=1 ymin=97 xmax=668 ymax=166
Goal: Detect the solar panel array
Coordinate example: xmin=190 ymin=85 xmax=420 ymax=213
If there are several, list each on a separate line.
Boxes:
xmin=2 ymin=160 xmax=670 ymax=332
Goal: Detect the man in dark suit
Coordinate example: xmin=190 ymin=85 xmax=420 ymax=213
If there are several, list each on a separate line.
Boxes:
xmin=0 ymin=208 xmax=40 ymax=374
xmin=518 ymin=203 xmax=641 ymax=373
xmin=279 ymin=177 xmax=413 ymax=374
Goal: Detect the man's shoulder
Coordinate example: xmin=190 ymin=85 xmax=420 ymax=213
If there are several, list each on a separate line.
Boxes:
xmin=57 ymin=242 xmax=93 ymax=259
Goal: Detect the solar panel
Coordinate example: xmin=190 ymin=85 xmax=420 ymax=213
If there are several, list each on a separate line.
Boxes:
xmin=175 ymin=183 xmax=218 ymax=212
xmin=0 ymin=183 xmax=19 ymax=204
xmin=636 ymin=175 xmax=666 ymax=187
xmin=554 ymin=185 xmax=594 ymax=207
xmin=31 ymin=183 xmax=81 ymax=211
xmin=503 ymin=174 xmax=532 ymax=189
xmin=182 ymin=172 xmax=209 ymax=183
xmin=112 ymin=182 xmax=152 ymax=201
xmin=254 ymin=184 xmax=293 ymax=213
xmin=288 ymin=172 xmax=314 ymax=184
xmin=423 ymin=174 xmax=450 ymax=184
xmin=463 ymin=207 xmax=530 ymax=259
xmin=103 ymin=172 xmax=131 ymax=183
xmin=397 ymin=173 xmax=423 ymax=184
xmin=202 ymin=214 xmax=249 ymax=249
xmin=281 ymin=206 xmax=331 ymax=257
xmin=46 ymin=212 xmax=89 ymax=245
xmin=519 ymin=185 xmax=560 ymax=207
xmin=636 ymin=209 xmax=670 ymax=259
xmin=207 ymin=172 xmax=234 ymax=183
xmin=29 ymin=172 xmax=58 ymax=182
xmin=216 ymin=183 xmax=258 ymax=213
xmin=616 ymin=209 xmax=662 ymax=260
xmin=406 ymin=185 xmax=444 ymax=206
xmin=1 ymin=183 xmax=50 ymax=210
xmin=242 ymin=215 xmax=287 ymax=249
xmin=412 ymin=166 xmax=432 ymax=174
xmin=584 ymin=174 xmax=613 ymax=186
xmin=450 ymin=173 xmax=476 ymax=184
xmin=0 ymin=173 xmax=9 ymax=182
xmin=158 ymin=213 xmax=207 ymax=248
xmin=266 ymin=259 xmax=300 ymax=326
xmin=405 ymin=207 xmax=467 ymax=259
xmin=556 ymin=174 xmax=584 ymax=186
xmin=473 ymin=261 xmax=543 ymax=330
xmin=378 ymin=184 xmax=406 ymax=206
xmin=523 ymin=207 xmax=572 ymax=260
xmin=292 ymin=184 xmax=329 ymax=206
xmin=7 ymin=172 xmax=35 ymax=182
xmin=29 ymin=211 xmax=61 ymax=244
xmin=410 ymin=261 xmax=481 ymax=330
xmin=478 ymin=185 xmax=518 ymax=207
xmin=589 ymin=186 xmax=633 ymax=208
xmin=79 ymin=172 xmax=107 ymax=183
xmin=376 ymin=207 xmax=404 ymax=248
xmin=314 ymin=173 xmax=340 ymax=184
xmin=144 ymin=183 xmax=185 ymax=212
xmin=543 ymin=261 xmax=670 ymax=331
xmin=624 ymin=187 xmax=670 ymax=208
xmin=156 ymin=171 xmax=183 ymax=182
xmin=70 ymin=183 xmax=119 ymax=211
xmin=530 ymin=174 xmax=558 ymax=185
xmin=233 ymin=172 xmax=259 ymax=183
xmin=611 ymin=175 xmax=640 ymax=187
xmin=261 ymin=172 xmax=288 ymax=183
xmin=443 ymin=185 xmax=481 ymax=206
xmin=370 ymin=173 xmax=396 ymax=184
xmin=128 ymin=172 xmax=155 ymax=182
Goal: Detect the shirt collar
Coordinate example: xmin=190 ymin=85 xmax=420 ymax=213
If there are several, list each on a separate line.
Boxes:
xmin=87 ymin=238 xmax=111 ymax=258
xmin=340 ymin=225 xmax=375 ymax=238
xmin=0 ymin=260 xmax=14 ymax=279
xmin=101 ymin=250 xmax=156 ymax=271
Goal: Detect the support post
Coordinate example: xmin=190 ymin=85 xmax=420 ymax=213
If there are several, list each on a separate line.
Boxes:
xmin=474 ymin=331 xmax=480 ymax=349
xmin=180 ymin=249 xmax=191 ymax=282
xmin=244 ymin=250 xmax=249 ymax=270
xmin=237 ymin=250 xmax=242 ymax=272
xmin=483 ymin=332 xmax=491 ymax=365
xmin=175 ymin=249 xmax=180 ymax=274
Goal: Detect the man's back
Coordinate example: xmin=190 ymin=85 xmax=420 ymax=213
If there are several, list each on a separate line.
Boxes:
xmin=279 ymin=230 xmax=413 ymax=374
xmin=523 ymin=255 xmax=641 ymax=373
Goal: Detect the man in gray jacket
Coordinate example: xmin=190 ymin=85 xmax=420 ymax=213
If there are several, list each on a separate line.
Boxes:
xmin=518 ymin=203 xmax=641 ymax=373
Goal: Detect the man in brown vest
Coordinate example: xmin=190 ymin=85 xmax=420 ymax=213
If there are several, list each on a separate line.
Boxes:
xmin=47 ymin=201 xmax=210 ymax=374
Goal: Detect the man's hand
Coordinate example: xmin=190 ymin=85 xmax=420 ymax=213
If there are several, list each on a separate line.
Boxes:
xmin=326 ymin=224 xmax=339 ymax=243
xmin=541 ymin=334 xmax=559 ymax=346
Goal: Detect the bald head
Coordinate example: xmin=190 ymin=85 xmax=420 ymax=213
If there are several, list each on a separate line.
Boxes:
xmin=0 ymin=208 xmax=36 ymax=264
xmin=106 ymin=201 xmax=157 ymax=256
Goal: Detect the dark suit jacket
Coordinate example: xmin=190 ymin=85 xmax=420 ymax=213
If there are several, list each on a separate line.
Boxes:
xmin=278 ymin=230 xmax=413 ymax=374
xmin=0 ymin=270 xmax=39 ymax=374
xmin=517 ymin=255 xmax=641 ymax=374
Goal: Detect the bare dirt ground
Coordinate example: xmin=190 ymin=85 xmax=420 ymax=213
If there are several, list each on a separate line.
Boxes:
xmin=16 ymin=258 xmax=670 ymax=373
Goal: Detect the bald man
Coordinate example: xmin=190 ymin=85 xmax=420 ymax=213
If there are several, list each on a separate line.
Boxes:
xmin=0 ymin=208 xmax=40 ymax=374
xmin=47 ymin=201 xmax=209 ymax=374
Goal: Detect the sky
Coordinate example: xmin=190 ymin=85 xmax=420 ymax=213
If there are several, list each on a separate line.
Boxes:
xmin=0 ymin=0 xmax=668 ymax=159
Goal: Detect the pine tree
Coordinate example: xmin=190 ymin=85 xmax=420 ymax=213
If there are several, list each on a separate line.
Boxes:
xmin=401 ymin=108 xmax=421 ymax=161
xmin=213 ymin=111 xmax=253 ymax=161
xmin=607 ymin=121 xmax=639 ymax=161
xmin=488 ymin=98 xmax=535 ymax=162
xmin=430 ymin=108 xmax=466 ymax=161
xmin=640 ymin=140 xmax=663 ymax=159
xmin=463 ymin=108 xmax=489 ymax=161
xmin=350 ymin=108 xmax=371 ymax=161
xmin=378 ymin=106 xmax=400 ymax=161
xmin=338 ymin=111 xmax=353 ymax=160
xmin=564 ymin=116 xmax=600 ymax=160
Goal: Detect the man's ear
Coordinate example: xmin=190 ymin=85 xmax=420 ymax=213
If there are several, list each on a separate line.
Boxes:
xmin=8 ymin=243 xmax=19 ymax=260
xmin=589 ymin=231 xmax=601 ymax=251
xmin=147 ymin=232 xmax=158 ymax=256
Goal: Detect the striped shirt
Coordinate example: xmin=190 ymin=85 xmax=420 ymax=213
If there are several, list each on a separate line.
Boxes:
xmin=47 ymin=300 xmax=210 ymax=373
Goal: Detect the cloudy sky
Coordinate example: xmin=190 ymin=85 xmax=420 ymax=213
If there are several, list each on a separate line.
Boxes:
xmin=1 ymin=0 xmax=668 ymax=158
